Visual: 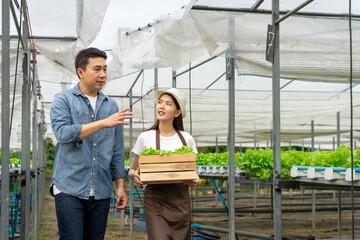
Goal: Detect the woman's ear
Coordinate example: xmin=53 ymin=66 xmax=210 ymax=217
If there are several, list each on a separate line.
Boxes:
xmin=175 ymin=109 xmax=182 ymax=118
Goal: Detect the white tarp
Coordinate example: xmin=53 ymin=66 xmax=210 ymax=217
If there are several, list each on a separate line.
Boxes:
xmin=116 ymin=0 xmax=360 ymax=83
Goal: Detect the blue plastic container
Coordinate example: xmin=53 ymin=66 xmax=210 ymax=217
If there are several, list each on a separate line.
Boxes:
xmin=134 ymin=216 xmax=147 ymax=232
xmin=191 ymin=235 xmax=208 ymax=240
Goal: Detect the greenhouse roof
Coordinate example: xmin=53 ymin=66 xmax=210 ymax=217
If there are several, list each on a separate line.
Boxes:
xmin=1 ymin=0 xmax=360 ymax=148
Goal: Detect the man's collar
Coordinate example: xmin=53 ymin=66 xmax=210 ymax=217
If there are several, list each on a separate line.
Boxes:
xmin=72 ymin=83 xmax=108 ymax=100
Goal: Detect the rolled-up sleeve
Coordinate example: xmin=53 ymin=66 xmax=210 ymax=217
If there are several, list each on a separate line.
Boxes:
xmin=110 ymin=123 xmax=127 ymax=179
xmin=50 ymin=93 xmax=82 ymax=144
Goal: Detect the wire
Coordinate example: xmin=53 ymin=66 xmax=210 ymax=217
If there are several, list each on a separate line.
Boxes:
xmin=348 ymin=1 xmax=354 ymax=239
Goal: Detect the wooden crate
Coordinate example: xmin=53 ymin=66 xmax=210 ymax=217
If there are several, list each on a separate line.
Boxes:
xmin=139 ymin=153 xmax=197 ymax=184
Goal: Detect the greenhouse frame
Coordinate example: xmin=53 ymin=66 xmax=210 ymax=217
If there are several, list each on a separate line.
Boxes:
xmin=1 ymin=0 xmax=360 ymax=239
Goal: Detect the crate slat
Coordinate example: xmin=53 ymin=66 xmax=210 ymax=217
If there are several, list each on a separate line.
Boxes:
xmin=140 ymin=170 xmax=198 ymax=184
xmin=139 ymin=154 xmax=195 ymax=164
xmin=140 ymin=162 xmax=196 ymax=173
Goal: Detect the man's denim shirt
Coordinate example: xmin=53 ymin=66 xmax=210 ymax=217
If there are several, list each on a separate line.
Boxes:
xmin=50 ymin=84 xmax=126 ymax=200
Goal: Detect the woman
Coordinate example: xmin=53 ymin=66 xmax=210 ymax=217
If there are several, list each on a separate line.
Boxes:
xmin=128 ymin=88 xmax=200 ymax=240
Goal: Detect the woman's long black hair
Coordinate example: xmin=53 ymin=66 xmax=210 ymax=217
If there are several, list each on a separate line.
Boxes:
xmin=147 ymin=93 xmax=184 ymax=131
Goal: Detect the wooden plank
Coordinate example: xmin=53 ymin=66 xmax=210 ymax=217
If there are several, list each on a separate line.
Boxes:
xmin=140 ymin=162 xmax=196 ymax=173
xmin=140 ymin=170 xmax=197 ymax=184
xmin=139 ymin=154 xmax=195 ymax=164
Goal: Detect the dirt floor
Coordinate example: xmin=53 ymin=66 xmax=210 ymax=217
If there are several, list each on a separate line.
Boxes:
xmin=37 ymin=188 xmax=360 ymax=240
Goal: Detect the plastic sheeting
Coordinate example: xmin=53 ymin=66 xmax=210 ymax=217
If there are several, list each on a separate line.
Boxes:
xmin=116 ymin=1 xmax=360 ymax=83
xmin=3 ymin=0 xmax=360 ymax=148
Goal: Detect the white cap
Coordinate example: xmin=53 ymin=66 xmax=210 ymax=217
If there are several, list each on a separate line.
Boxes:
xmin=154 ymin=88 xmax=187 ymax=118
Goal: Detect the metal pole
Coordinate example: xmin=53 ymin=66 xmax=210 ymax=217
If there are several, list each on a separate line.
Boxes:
xmin=154 ymin=68 xmax=158 ymax=122
xmin=129 ymin=89 xmax=134 ymax=239
xmin=216 ymin=135 xmax=219 ymax=153
xmin=172 ymin=70 xmax=176 ymax=88
xmin=20 ymin=19 xmax=31 ymax=240
xmin=191 ymin=5 xmax=360 ymax=19
xmin=174 ymin=56 xmax=218 ymax=78
xmin=311 ymin=120 xmax=314 ymax=152
xmin=227 ymin=17 xmax=236 ymax=240
xmin=289 ymin=141 xmax=291 ymax=151
xmin=272 ymin=0 xmax=282 ymax=238
xmin=338 ymin=189 xmax=342 ymax=237
xmin=1 ymin=0 xmax=10 ymax=238
xmin=31 ymin=59 xmax=39 ymax=240
xmin=302 ymin=139 xmax=304 ymax=152
xmin=274 ymin=0 xmax=314 ymax=24
xmin=312 ymin=190 xmax=316 ymax=230
xmin=254 ymin=133 xmax=257 ymax=149
xmin=333 ymin=137 xmax=335 ymax=151
xmin=337 ymin=112 xmax=340 ymax=148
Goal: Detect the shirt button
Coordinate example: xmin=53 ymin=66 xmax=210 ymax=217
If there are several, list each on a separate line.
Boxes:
xmin=91 ymin=172 xmax=93 ymax=175
xmin=93 ymin=157 xmax=96 ymax=161
xmin=87 ymin=102 xmax=90 ymax=105
xmin=91 ymin=115 xmax=94 ymax=118
xmin=94 ymin=143 xmax=96 ymax=146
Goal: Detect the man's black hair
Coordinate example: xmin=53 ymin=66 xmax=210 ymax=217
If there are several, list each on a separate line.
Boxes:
xmin=75 ymin=47 xmax=107 ymax=78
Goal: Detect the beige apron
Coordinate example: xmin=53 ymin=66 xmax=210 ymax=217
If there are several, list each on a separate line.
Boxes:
xmin=143 ymin=129 xmax=192 ymax=240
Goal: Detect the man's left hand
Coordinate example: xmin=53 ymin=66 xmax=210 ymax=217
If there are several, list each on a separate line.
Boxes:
xmin=114 ymin=188 xmax=128 ymax=210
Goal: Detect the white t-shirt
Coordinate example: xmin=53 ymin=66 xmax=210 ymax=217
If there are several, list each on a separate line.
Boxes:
xmin=132 ymin=130 xmax=198 ymax=155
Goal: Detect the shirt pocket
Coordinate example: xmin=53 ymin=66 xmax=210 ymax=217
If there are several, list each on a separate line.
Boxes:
xmin=99 ymin=114 xmax=116 ymax=136
xmin=71 ymin=110 xmax=90 ymax=124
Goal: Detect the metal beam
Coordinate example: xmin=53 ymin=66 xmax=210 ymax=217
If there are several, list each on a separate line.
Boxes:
xmin=126 ymin=70 xmax=144 ymax=96
xmin=192 ymin=5 xmax=360 ymax=19
xmin=10 ymin=0 xmax=24 ymax=48
xmin=174 ymin=55 xmax=218 ymax=78
xmin=275 ymin=0 xmax=314 ymax=25
xmin=204 ymin=72 xmax=226 ymax=90
xmin=250 ymin=0 xmax=265 ymax=12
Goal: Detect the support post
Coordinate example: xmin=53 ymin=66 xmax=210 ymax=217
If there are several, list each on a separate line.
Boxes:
xmin=154 ymin=68 xmax=158 ymax=122
xmin=337 ymin=112 xmax=340 ymax=148
xmin=31 ymin=54 xmax=39 ymax=240
xmin=272 ymin=0 xmax=282 ymax=238
xmin=1 ymin=0 xmax=10 ymax=238
xmin=129 ymin=89 xmax=134 ymax=239
xmin=226 ymin=16 xmax=236 ymax=239
xmin=172 ymin=70 xmax=176 ymax=88
xmin=216 ymin=135 xmax=219 ymax=153
xmin=20 ymin=19 xmax=31 ymax=240
xmin=311 ymin=120 xmax=314 ymax=152
xmin=302 ymin=139 xmax=304 ymax=152
xmin=312 ymin=190 xmax=316 ymax=230
xmin=338 ymin=190 xmax=342 ymax=237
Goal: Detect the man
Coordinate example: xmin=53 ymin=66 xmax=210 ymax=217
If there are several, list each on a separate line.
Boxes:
xmin=50 ymin=47 xmax=132 ymax=240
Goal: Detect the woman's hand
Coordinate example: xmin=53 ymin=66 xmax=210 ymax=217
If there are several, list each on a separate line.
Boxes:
xmin=183 ymin=174 xmax=200 ymax=188
xmin=128 ymin=168 xmax=144 ymax=185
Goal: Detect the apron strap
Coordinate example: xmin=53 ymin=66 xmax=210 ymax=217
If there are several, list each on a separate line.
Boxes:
xmin=176 ymin=130 xmax=187 ymax=147
xmin=155 ymin=128 xmax=187 ymax=150
xmin=156 ymin=128 xmax=160 ymax=150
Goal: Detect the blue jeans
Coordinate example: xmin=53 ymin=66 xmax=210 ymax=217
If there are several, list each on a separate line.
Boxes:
xmin=55 ymin=193 xmax=110 ymax=240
